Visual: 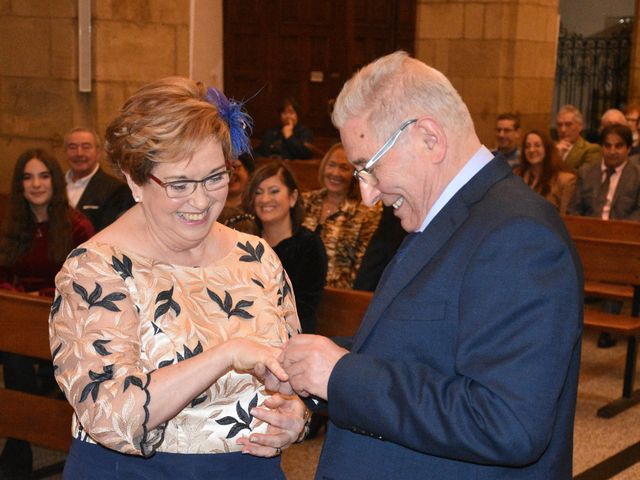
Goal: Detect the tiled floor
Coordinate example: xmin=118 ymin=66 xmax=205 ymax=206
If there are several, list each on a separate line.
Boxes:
xmin=2 ymin=329 xmax=640 ymax=479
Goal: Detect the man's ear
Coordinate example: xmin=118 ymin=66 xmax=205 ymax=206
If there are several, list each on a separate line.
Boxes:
xmin=415 ymin=117 xmax=447 ymax=164
xmin=124 ymin=172 xmax=143 ymax=202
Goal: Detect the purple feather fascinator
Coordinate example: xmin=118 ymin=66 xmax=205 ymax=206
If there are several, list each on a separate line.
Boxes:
xmin=205 ymin=87 xmax=253 ymax=157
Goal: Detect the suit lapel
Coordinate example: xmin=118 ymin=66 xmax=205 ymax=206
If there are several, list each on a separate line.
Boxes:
xmin=76 ymin=168 xmax=103 ymax=209
xmin=351 ymin=158 xmax=512 ymax=351
xmin=611 ymin=162 xmax=632 ymax=215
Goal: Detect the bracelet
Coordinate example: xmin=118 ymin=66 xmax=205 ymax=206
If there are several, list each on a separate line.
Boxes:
xmin=295 ymin=408 xmax=312 ymax=443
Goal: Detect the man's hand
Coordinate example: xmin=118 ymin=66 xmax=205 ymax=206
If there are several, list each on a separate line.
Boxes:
xmin=555 ymin=139 xmax=572 ymax=158
xmin=282 ymin=334 xmax=349 ymax=400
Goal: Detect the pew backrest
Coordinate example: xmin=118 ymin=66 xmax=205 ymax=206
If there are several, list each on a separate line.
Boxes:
xmin=0 ymin=290 xmax=73 ymax=452
xmin=316 ymin=287 xmax=373 ymax=337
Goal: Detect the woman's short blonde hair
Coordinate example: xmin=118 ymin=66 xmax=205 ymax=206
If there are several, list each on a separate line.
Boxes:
xmin=318 ymin=143 xmax=359 ymax=200
xmin=105 ymin=76 xmax=232 ymax=185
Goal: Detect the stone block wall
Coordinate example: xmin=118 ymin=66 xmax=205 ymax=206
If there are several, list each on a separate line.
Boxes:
xmin=415 ymin=0 xmax=560 ymax=148
xmin=0 ymin=0 xmax=189 ymax=193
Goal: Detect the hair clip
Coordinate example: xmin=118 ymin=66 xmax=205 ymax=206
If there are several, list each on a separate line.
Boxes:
xmin=205 ymin=87 xmax=253 ymax=158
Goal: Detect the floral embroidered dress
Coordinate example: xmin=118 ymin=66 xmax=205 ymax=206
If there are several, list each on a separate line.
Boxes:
xmin=49 ymin=232 xmax=299 ymax=457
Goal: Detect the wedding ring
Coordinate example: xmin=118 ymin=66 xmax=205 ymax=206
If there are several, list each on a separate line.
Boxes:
xmin=275 ymin=447 xmax=282 ymax=456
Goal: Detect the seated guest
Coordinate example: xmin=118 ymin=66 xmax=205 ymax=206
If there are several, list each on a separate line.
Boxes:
xmin=492 ymin=112 xmax=521 ymax=169
xmin=0 ymin=148 xmax=94 ymax=478
xmin=65 ymin=127 xmax=136 ymax=231
xmin=352 ymin=205 xmax=406 ymax=292
xmin=50 ymin=77 xmax=307 ymax=479
xmin=624 ymin=104 xmax=640 ymax=156
xmin=599 ymin=108 xmax=627 ymax=130
xmin=245 ymin=161 xmax=327 ymax=333
xmin=555 ymin=104 xmax=601 ymax=171
xmin=254 ymin=98 xmax=314 ymax=159
xmin=302 ymin=143 xmax=382 ymax=288
xmin=219 ymin=153 xmax=258 ymax=234
xmin=567 ymin=123 xmax=640 ymax=348
xmin=515 ymin=130 xmax=576 ymax=214
xmin=567 ymin=123 xmax=640 ymax=221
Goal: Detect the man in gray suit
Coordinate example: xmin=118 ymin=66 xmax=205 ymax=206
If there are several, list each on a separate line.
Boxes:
xmin=568 ymin=123 xmax=640 ymax=221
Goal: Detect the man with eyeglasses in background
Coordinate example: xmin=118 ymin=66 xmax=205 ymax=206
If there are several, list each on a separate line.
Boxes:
xmin=273 ymin=52 xmax=583 ymax=479
xmin=492 ymin=112 xmax=521 ymax=169
xmin=64 ymin=127 xmax=135 ymax=231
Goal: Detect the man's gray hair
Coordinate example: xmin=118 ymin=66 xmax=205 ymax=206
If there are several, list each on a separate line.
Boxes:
xmin=557 ymin=105 xmax=584 ymax=124
xmin=64 ymin=126 xmax=101 ymax=149
xmin=332 ymin=51 xmax=473 ymax=140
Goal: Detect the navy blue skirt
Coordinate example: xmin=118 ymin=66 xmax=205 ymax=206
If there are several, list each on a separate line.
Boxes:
xmin=63 ymin=438 xmax=285 ymax=479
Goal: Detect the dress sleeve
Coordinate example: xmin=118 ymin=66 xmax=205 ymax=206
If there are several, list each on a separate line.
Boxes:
xmin=49 ymin=247 xmax=165 ymax=456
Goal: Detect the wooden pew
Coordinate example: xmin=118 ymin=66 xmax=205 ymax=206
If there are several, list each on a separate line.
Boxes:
xmin=572 ymin=236 xmax=640 ymax=417
xmin=0 ymin=291 xmax=73 ymax=455
xmin=563 ymin=215 xmax=640 ymax=301
xmin=316 ymin=287 xmax=373 ymax=337
xmin=254 ymin=157 xmax=322 ymax=192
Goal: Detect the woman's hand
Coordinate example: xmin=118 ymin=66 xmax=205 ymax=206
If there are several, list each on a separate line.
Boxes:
xmin=224 ymin=338 xmax=289 ymax=383
xmin=236 ymin=394 xmax=308 ymax=457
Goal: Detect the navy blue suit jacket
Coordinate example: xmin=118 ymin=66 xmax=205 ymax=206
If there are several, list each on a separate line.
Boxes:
xmin=316 ymin=159 xmax=583 ymax=479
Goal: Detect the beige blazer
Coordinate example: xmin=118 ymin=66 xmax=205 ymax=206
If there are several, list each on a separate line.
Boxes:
xmin=546 ymin=171 xmax=577 ymax=214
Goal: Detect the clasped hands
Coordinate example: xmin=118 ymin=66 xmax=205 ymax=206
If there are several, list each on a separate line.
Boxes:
xmin=235 ymin=335 xmax=348 ymax=457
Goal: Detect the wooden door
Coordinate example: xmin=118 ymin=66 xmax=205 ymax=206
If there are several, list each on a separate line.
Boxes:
xmin=223 ymin=0 xmax=416 ymax=142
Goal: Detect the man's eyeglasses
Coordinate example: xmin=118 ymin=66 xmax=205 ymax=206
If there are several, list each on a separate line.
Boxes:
xmin=149 ymin=169 xmax=233 ymax=198
xmin=353 ymin=118 xmax=417 ymax=187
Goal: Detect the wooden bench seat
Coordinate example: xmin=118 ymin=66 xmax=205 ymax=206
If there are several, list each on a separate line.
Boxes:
xmin=564 ymin=215 xmax=640 ymax=302
xmin=0 ymin=290 xmax=73 ymax=457
xmin=571 ymin=235 xmax=640 ymax=418
xmin=315 ymin=287 xmax=372 ymax=338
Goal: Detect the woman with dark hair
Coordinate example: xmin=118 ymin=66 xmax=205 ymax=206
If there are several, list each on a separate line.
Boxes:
xmin=254 ymin=98 xmax=315 ymax=159
xmin=302 ymin=143 xmax=382 ymax=288
xmin=515 ymin=130 xmax=576 ymax=214
xmin=245 ymin=161 xmax=327 ymax=334
xmin=0 ymin=148 xmax=94 ymax=478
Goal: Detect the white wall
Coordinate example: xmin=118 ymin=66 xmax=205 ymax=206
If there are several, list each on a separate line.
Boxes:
xmin=190 ymin=0 xmax=223 ymax=89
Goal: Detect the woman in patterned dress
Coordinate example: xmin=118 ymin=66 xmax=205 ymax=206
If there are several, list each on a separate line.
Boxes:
xmin=49 ymin=78 xmax=307 ymax=479
xmin=302 ymin=143 xmax=382 ymax=288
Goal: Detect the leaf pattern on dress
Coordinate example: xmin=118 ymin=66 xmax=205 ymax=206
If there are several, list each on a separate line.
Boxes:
xmin=72 ymin=281 xmax=126 ymax=311
xmin=251 ymin=278 xmax=265 ymax=288
xmin=152 ymin=322 xmax=163 ymax=335
xmin=207 ymin=289 xmax=254 ymax=319
xmin=237 ymin=241 xmax=264 ymax=263
xmin=123 ymin=375 xmax=144 ymax=392
xmin=50 ymin=294 xmax=62 ymax=318
xmin=215 ymin=393 xmax=259 ymax=438
xmin=93 ymin=339 xmax=112 ymax=356
xmin=112 ymin=255 xmax=134 ymax=280
xmin=79 ymin=364 xmax=114 ymax=403
xmin=67 ymin=247 xmax=87 ymax=259
xmin=51 ymin=343 xmax=62 ymax=371
xmin=154 ymin=286 xmax=181 ymax=321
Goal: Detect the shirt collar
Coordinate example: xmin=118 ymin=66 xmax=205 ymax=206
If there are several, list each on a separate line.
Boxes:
xmin=65 ymin=163 xmax=100 ymax=186
xmin=417 ymin=145 xmax=494 ymax=232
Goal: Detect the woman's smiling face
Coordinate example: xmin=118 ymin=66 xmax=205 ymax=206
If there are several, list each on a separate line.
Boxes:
xmin=322 ymin=147 xmax=354 ymax=197
xmin=133 ymin=138 xmax=229 ymax=251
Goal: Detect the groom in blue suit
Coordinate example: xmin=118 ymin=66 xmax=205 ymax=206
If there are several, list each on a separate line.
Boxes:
xmin=280 ymin=52 xmax=583 ymax=479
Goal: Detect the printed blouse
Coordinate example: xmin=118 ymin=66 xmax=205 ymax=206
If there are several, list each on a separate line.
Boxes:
xmin=302 ymin=189 xmax=382 ymax=288
xmin=49 ymin=232 xmax=299 ymax=456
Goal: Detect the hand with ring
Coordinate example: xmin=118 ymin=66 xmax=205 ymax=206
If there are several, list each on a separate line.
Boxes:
xmin=236 ymin=393 xmax=307 ymax=457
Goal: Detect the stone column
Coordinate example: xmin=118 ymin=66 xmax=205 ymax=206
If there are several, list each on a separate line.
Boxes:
xmin=415 ymin=0 xmax=560 ymax=147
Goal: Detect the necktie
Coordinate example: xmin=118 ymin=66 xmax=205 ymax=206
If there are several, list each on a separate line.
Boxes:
xmin=595 ymin=166 xmax=616 ymax=217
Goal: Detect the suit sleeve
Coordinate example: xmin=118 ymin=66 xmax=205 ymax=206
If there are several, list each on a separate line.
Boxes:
xmin=326 ymin=218 xmax=582 ymax=466
xmin=583 ymin=144 xmax=602 ymax=166
xmin=566 ymin=168 xmax=587 ymax=216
